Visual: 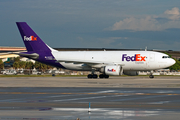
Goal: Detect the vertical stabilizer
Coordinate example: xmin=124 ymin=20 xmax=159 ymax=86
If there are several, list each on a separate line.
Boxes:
xmin=16 ymin=22 xmax=65 ymax=69
xmin=16 ymin=22 xmax=51 ymax=52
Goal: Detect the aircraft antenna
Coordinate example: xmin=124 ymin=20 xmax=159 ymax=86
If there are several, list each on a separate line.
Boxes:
xmin=145 ymin=46 xmax=147 ymax=51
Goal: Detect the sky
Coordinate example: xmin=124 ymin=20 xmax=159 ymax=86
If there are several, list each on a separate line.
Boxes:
xmin=1 ymin=0 xmax=180 ymax=50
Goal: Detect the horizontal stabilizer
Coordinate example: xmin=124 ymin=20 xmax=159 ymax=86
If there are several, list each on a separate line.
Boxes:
xmin=18 ymin=52 xmax=39 ymax=59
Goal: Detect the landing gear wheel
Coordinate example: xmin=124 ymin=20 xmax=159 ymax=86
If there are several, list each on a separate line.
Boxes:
xmin=149 ymin=75 xmax=154 ymax=79
xmin=99 ymin=74 xmax=109 ymax=78
xmin=104 ymin=75 xmax=109 ymax=78
xmin=87 ymin=74 xmax=98 ymax=79
xmin=87 ymin=74 xmax=93 ymax=78
xmin=93 ymin=74 xmax=98 ymax=78
xmin=99 ymin=74 xmax=104 ymax=78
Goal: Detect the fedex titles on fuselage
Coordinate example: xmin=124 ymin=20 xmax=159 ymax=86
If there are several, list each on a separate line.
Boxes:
xmin=24 ymin=36 xmax=37 ymax=41
xmin=108 ymin=69 xmax=116 ymax=72
xmin=122 ymin=54 xmax=146 ymax=62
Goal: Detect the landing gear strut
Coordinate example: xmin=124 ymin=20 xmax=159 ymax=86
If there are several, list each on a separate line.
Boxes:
xmin=87 ymin=69 xmax=98 ymax=79
xmin=149 ymin=71 xmax=154 ymax=79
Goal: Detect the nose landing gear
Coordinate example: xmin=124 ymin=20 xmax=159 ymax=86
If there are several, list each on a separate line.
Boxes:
xmin=149 ymin=71 xmax=154 ymax=78
xmin=149 ymin=74 xmax=154 ymax=78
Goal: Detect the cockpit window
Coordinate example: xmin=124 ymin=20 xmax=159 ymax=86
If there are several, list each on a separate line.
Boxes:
xmin=162 ymin=56 xmax=170 ymax=58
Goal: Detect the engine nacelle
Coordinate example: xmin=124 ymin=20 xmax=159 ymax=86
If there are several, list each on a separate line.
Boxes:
xmin=100 ymin=65 xmax=123 ymax=76
xmin=123 ymin=71 xmax=139 ymax=76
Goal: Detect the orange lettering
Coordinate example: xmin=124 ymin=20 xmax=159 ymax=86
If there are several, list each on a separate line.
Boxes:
xmin=136 ymin=54 xmax=141 ymax=61
xmin=141 ymin=56 xmax=146 ymax=61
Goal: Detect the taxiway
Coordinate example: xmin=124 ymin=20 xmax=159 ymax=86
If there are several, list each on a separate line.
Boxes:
xmin=0 ymin=76 xmax=180 ymax=119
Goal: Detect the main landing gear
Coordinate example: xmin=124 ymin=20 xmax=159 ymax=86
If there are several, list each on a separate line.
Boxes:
xmin=87 ymin=74 xmax=98 ymax=78
xmin=87 ymin=69 xmax=98 ymax=78
xmin=87 ymin=74 xmax=109 ymax=79
xmin=87 ymin=69 xmax=109 ymax=79
xmin=99 ymin=74 xmax=109 ymax=78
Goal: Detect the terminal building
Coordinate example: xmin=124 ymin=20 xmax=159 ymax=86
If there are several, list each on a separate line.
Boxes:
xmin=0 ymin=46 xmax=26 ymax=61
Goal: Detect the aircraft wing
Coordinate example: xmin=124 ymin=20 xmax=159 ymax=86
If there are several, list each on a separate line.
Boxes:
xmin=56 ymin=59 xmax=124 ymax=67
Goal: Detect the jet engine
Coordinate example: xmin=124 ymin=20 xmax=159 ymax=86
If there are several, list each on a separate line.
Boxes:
xmin=123 ymin=71 xmax=139 ymax=76
xmin=100 ymin=65 xmax=123 ymax=76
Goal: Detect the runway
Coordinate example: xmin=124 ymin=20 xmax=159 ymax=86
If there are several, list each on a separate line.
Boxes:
xmin=0 ymin=86 xmax=180 ymax=119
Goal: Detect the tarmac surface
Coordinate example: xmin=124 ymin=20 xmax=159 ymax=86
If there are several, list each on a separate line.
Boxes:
xmin=0 ymin=76 xmax=180 ymax=88
xmin=0 ymin=76 xmax=180 ymax=119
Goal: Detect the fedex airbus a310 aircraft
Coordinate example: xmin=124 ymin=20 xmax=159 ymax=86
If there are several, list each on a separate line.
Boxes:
xmin=16 ymin=22 xmax=175 ymax=78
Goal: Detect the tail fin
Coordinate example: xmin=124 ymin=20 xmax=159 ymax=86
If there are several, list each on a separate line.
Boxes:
xmin=16 ymin=22 xmax=52 ymax=52
xmin=16 ymin=22 xmax=65 ymax=68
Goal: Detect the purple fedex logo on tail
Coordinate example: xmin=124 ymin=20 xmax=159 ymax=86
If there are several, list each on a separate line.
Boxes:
xmin=122 ymin=54 xmax=146 ymax=62
xmin=24 ymin=36 xmax=37 ymax=41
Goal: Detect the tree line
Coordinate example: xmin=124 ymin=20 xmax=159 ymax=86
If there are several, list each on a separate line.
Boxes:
xmin=0 ymin=57 xmax=53 ymax=70
xmin=169 ymin=59 xmax=180 ymax=71
xmin=13 ymin=57 xmax=53 ymax=70
xmin=164 ymin=52 xmax=180 ymax=71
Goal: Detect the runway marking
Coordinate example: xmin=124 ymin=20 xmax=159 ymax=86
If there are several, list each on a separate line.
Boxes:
xmin=111 ymin=94 xmax=170 ymax=102
xmin=53 ymin=96 xmax=107 ymax=102
xmin=0 ymin=92 xmax=179 ymax=96
xmin=53 ymin=95 xmax=127 ymax=102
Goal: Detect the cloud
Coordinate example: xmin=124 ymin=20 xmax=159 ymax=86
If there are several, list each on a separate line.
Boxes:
xmin=107 ymin=7 xmax=180 ymax=31
xmin=164 ymin=7 xmax=180 ymax=20
xmin=164 ymin=7 xmax=180 ymax=15
xmin=109 ymin=16 xmax=161 ymax=31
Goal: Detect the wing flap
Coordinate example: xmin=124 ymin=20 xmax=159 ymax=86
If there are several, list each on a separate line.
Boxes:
xmin=56 ymin=59 xmax=106 ymax=64
xmin=56 ymin=59 xmax=124 ymax=67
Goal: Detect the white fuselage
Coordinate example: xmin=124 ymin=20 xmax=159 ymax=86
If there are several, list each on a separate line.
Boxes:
xmin=52 ymin=50 xmax=175 ymax=71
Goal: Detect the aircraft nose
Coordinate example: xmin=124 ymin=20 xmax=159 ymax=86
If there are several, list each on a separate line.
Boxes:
xmin=170 ymin=58 xmax=176 ymax=66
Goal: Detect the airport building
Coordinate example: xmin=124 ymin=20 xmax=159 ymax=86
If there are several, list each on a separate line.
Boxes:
xmin=0 ymin=46 xmax=26 ymax=62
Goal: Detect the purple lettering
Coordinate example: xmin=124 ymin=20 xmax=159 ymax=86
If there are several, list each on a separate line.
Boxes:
xmin=131 ymin=54 xmax=136 ymax=61
xmin=122 ymin=54 xmax=142 ymax=62
xmin=126 ymin=56 xmax=130 ymax=61
xmin=122 ymin=54 xmax=127 ymax=61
